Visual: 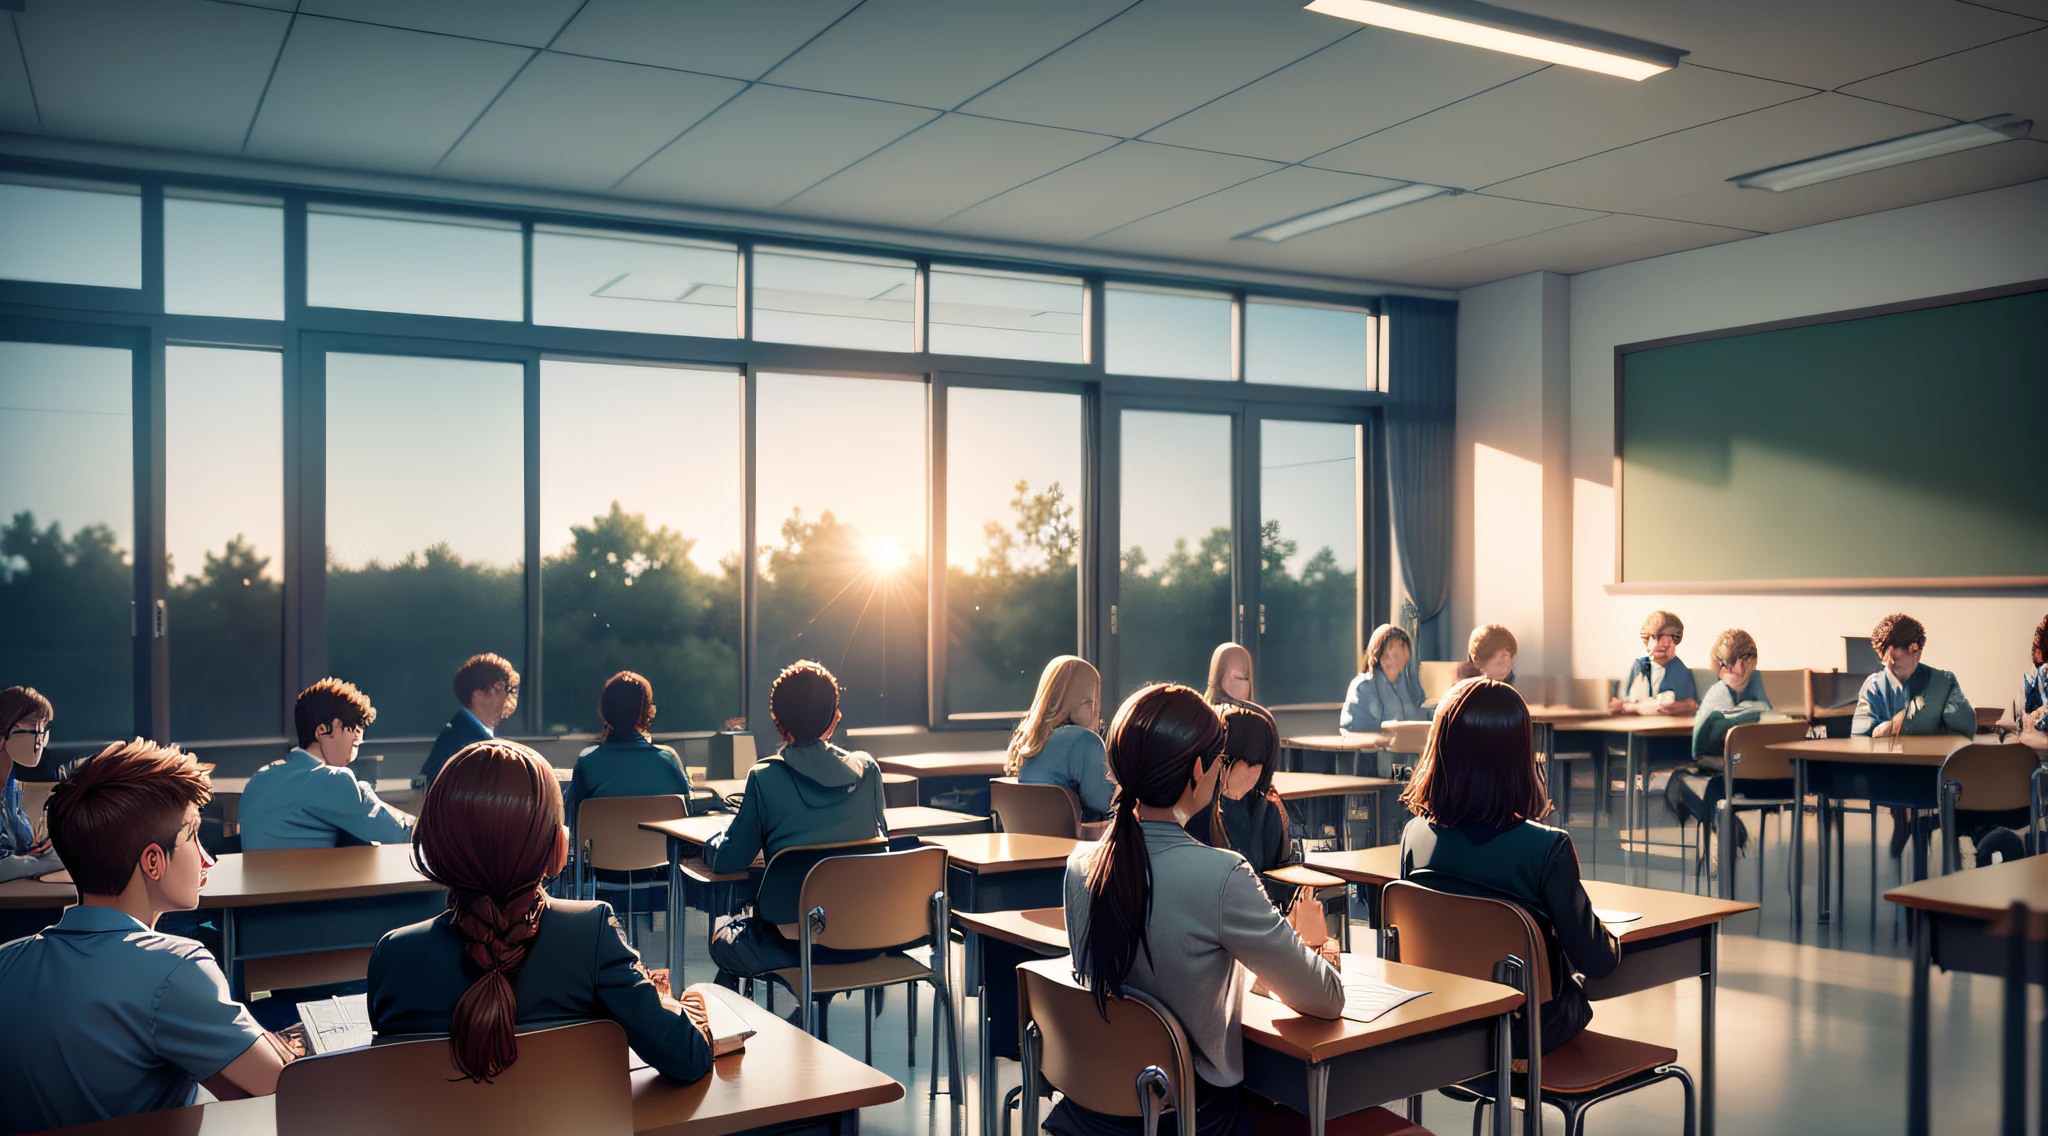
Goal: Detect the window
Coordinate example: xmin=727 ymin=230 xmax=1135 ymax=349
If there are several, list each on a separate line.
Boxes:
xmin=928 ymin=267 xmax=1085 ymax=364
xmin=167 ymin=347 xmax=283 ymax=739
xmin=1118 ymin=409 xmax=1232 ymax=694
xmin=752 ymin=249 xmax=915 ymax=352
xmin=324 ymin=352 xmax=525 ymax=736
xmin=945 ymin=387 xmax=1083 ymax=719
xmin=1258 ymin=420 xmax=1360 ymax=706
xmin=0 ymin=340 xmax=134 ymax=739
xmin=539 ymin=360 xmax=742 ymax=733
xmin=165 ymin=194 xmax=284 ymax=320
xmin=1245 ymin=300 xmax=1372 ymax=391
xmin=307 ymin=207 xmax=523 ymax=321
xmin=533 ymin=227 xmax=739 ymax=339
xmin=755 ymin=372 xmax=926 ymax=729
xmin=1105 ymin=285 xmax=1232 ymax=381
xmin=0 ymin=178 xmax=141 ymax=290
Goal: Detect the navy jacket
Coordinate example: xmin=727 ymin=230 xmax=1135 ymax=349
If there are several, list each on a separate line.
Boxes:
xmin=416 ymin=708 xmax=492 ymax=787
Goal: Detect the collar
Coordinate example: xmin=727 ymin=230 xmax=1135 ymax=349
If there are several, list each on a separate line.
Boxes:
xmin=458 ymin=707 xmax=493 ymax=736
xmin=52 ymin=905 xmax=151 ymax=935
xmin=285 ymin=747 xmax=324 ymax=769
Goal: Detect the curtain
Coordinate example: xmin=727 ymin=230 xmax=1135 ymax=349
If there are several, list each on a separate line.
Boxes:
xmin=1383 ymin=296 xmax=1457 ymax=660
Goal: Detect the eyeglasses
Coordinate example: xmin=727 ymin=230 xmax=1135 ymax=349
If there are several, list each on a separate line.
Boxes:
xmin=7 ymin=724 xmax=49 ymax=742
xmin=496 ymin=684 xmax=521 ymax=696
xmin=1648 ymin=634 xmax=1678 ymax=645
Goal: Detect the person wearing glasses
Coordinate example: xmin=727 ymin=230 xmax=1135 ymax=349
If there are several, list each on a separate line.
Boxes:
xmin=0 ymin=686 xmax=63 ymax=883
xmin=1608 ymin=610 xmax=1700 ymax=717
xmin=239 ymin=679 xmax=414 ymax=851
xmin=416 ymin=653 xmax=521 ymax=788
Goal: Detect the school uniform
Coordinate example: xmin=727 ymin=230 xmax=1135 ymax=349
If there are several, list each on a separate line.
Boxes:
xmin=368 ymin=898 xmax=710 ymax=1083
xmin=565 ymin=734 xmax=693 ymax=839
xmin=1339 ymin=666 xmax=1426 ymax=735
xmin=1667 ymin=677 xmax=1779 ymax=848
xmin=1015 ymin=724 xmax=1114 ymax=821
xmin=237 ymin=749 xmax=414 ymax=851
xmin=0 ymin=906 xmax=267 ymax=1135
xmin=1851 ymin=665 xmax=1974 ymax=737
xmin=2023 ymin=663 xmax=2048 ymax=728
xmin=1186 ymin=789 xmax=1297 ymax=909
xmin=416 ymin=706 xmax=493 ymax=787
xmin=1691 ymin=675 xmax=1774 ymax=759
xmin=0 ymin=770 xmax=62 ymax=884
xmin=1623 ymin=654 xmax=1698 ymax=706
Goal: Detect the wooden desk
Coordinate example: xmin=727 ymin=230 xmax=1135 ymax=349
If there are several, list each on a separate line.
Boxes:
xmin=954 ymin=907 xmax=1072 ymax=1136
xmin=694 ymin=772 xmax=919 ymax=810
xmin=1778 ymin=734 xmax=1977 ymax=924
xmin=0 ymin=871 xmax=77 ymax=940
xmin=201 ymin=845 xmax=443 ymax=999
xmin=1270 ymin=771 xmax=1404 ymax=851
xmin=1563 ymin=717 xmax=1693 ymax=877
xmin=1278 ymin=734 xmax=1386 ymax=780
xmin=1271 ymin=772 xmax=1398 ymax=801
xmin=920 ymin=833 xmax=1078 ymax=915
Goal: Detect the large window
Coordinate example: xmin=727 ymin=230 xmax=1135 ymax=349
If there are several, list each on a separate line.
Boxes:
xmin=1106 ymin=285 xmax=1233 ymax=381
xmin=752 ymin=249 xmax=916 ymax=352
xmin=1258 ymin=420 xmax=1360 ymax=706
xmin=308 ymin=207 xmax=523 ymax=321
xmin=929 ymin=268 xmax=1086 ymax=364
xmin=1117 ymin=409 xmax=1233 ymax=695
xmin=533 ymin=227 xmax=739 ymax=338
xmin=1245 ymin=300 xmax=1372 ymax=391
xmin=165 ymin=194 xmax=283 ymax=320
xmin=0 ymin=178 xmax=141 ymax=290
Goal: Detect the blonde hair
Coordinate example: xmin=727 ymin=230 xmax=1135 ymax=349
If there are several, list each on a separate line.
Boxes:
xmin=1710 ymin=629 xmax=1758 ymax=672
xmin=1362 ymin=624 xmax=1411 ymax=676
xmin=1006 ymin=656 xmax=1101 ymax=775
xmin=1204 ymin=642 xmax=1254 ymax=706
xmin=1640 ymin=610 xmax=1684 ymax=644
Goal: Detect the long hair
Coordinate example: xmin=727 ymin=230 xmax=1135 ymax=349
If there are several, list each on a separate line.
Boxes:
xmin=1079 ymin=684 xmax=1225 ymax=1014
xmin=1399 ymin=680 xmax=1549 ymax=829
xmin=1006 ymin=656 xmax=1100 ymax=775
xmin=412 ymin=739 xmax=563 ymax=1082
xmin=599 ymin=671 xmax=656 ymax=741
xmin=1205 ymin=702 xmax=1280 ymax=848
xmin=1361 ymin=624 xmax=1411 ymax=677
xmin=1204 ymin=642 xmax=1254 ymax=706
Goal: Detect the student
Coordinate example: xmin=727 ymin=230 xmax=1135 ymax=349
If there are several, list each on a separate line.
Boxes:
xmin=239 ymin=679 xmax=415 ymax=851
xmin=704 ymin=660 xmax=886 ymax=981
xmin=1434 ymin=624 xmax=1517 ymax=716
xmin=416 ymin=653 xmax=520 ymax=787
xmin=1006 ymin=655 xmax=1113 ymax=821
xmin=565 ymin=671 xmax=693 ymax=842
xmin=1851 ymin=613 xmax=1973 ymax=739
xmin=0 ymin=740 xmax=295 ymax=1134
xmin=1062 ymin=683 xmax=1344 ymax=1136
xmin=1187 ymin=702 xmax=1300 ymax=909
xmin=1608 ymin=610 xmax=1698 ymax=716
xmin=1340 ymin=623 xmax=1425 ymax=734
xmin=2022 ymin=614 xmax=2048 ymax=731
xmin=1400 ymin=680 xmax=1619 ymax=1053
xmin=1204 ymin=641 xmax=1255 ymax=708
xmin=0 ymin=686 xmax=63 ymax=884
xmin=1665 ymin=630 xmax=1780 ymax=852
xmin=368 ymin=739 xmax=712 ymax=1083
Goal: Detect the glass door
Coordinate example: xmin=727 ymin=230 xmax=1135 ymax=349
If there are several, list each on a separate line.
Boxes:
xmin=1109 ymin=405 xmax=1238 ymax=698
xmin=1254 ymin=417 xmax=1364 ymax=708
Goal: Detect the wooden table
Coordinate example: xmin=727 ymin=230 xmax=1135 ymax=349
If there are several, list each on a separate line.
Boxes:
xmin=919 ymin=833 xmax=1078 ymax=915
xmin=200 ymin=845 xmax=443 ymax=999
xmin=0 ymin=870 xmax=77 ymax=940
xmin=692 ymin=773 xmax=918 ymax=810
xmin=1271 ymin=771 xmax=1403 ymax=851
xmin=1560 ymin=716 xmax=1694 ymax=876
xmin=1278 ymin=734 xmax=1386 ymax=779
xmin=953 ymin=906 xmax=1072 ymax=1136
xmin=1777 ymin=734 xmax=1977 ymax=925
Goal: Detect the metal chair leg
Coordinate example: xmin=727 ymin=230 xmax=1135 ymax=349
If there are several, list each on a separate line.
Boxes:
xmin=907 ymin=980 xmax=918 ymax=1067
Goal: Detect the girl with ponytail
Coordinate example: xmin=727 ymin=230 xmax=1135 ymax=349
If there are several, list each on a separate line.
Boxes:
xmin=367 ymin=739 xmax=713 ymax=1083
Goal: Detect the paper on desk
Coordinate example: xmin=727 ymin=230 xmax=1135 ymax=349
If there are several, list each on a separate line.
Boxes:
xmin=1595 ymin=909 xmax=1643 ymax=927
xmin=704 ymin=989 xmax=755 ymax=1056
xmin=1340 ymin=969 xmax=1429 ymax=1024
xmin=297 ymin=993 xmax=371 ymax=1054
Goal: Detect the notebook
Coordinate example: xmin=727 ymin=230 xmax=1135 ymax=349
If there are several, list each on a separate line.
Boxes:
xmin=702 ymin=989 xmax=757 ymax=1057
xmin=296 ymin=993 xmax=372 ymax=1055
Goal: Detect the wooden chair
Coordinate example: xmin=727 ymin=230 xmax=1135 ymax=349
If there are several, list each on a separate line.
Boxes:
xmin=1511 ymin=675 xmax=1555 ymax=707
xmin=1976 ymin=705 xmax=2010 ymax=737
xmin=1418 ymin=661 xmax=1463 ymax=703
xmin=575 ymin=794 xmax=690 ymax=950
xmin=276 ymin=1019 xmax=631 ymax=1135
xmin=1707 ymin=721 xmax=1807 ymax=902
xmin=1382 ymin=881 xmax=1695 ymax=1136
xmin=990 ymin=777 xmax=1083 ymax=838
xmin=1382 ymin=720 xmax=1432 ymax=756
xmin=1939 ymin=743 xmax=2044 ymax=874
xmin=1755 ymin=669 xmax=1812 ymax=721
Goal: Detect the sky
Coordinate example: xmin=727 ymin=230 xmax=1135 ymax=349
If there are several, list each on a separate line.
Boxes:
xmin=0 ymin=340 xmax=133 ymax=553
xmin=946 ymin=387 xmax=1083 ymax=568
xmin=166 ymin=346 xmax=282 ymax=581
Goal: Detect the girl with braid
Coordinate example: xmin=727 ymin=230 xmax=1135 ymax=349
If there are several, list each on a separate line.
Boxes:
xmin=367 ymin=739 xmax=713 ymax=1083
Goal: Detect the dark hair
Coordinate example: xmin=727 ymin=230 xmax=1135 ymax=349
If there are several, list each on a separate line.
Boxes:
xmin=46 ymin=739 xmax=212 ymax=897
xmin=1468 ymin=624 xmax=1518 ymax=665
xmin=0 ymin=686 xmax=53 ymax=740
xmin=454 ymin=653 xmax=520 ymax=708
xmin=294 ymin=678 xmax=377 ymax=749
xmin=2030 ymin=614 xmax=2046 ymax=668
xmin=412 ymin=739 xmax=563 ymax=1082
xmin=599 ymin=671 xmax=656 ymax=741
xmin=1080 ymin=684 xmax=1225 ymax=1014
xmin=1205 ymin=702 xmax=1280 ymax=847
xmin=770 ymin=660 xmax=839 ymax=746
xmin=1399 ymin=680 xmax=1548 ymax=830
xmin=1362 ymin=624 xmax=1411 ymax=676
xmin=1871 ymin=613 xmax=1927 ymax=655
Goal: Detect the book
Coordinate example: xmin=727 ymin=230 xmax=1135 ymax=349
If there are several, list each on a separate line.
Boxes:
xmin=702 ymin=988 xmax=756 ymax=1057
xmin=296 ymin=993 xmax=372 ymax=1055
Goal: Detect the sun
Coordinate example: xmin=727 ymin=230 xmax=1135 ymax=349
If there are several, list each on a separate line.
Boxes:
xmin=869 ymin=536 xmax=909 ymax=575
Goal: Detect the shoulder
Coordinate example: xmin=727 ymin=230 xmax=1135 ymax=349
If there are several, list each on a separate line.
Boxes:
xmin=1049 ymin=725 xmax=1101 ymax=752
xmin=1345 ymin=671 xmax=1372 ymax=692
xmin=375 ymin=912 xmax=455 ymax=956
xmin=540 ymin=898 xmax=612 ymax=936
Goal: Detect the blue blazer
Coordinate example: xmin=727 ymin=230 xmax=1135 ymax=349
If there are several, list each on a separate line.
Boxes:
xmin=416 ymin=708 xmax=492 ymax=787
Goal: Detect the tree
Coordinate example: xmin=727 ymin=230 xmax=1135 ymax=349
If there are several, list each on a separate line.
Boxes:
xmin=0 ymin=511 xmax=133 ymax=739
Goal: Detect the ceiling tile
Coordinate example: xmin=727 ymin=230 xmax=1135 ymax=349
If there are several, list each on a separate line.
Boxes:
xmin=437 ymin=54 xmax=744 ymax=194
xmin=942 ymin=141 xmax=1280 ymax=244
xmin=1091 ymin=165 xmax=1406 ymax=248
xmin=615 ymin=85 xmax=938 ymax=210
xmin=959 ymin=0 xmax=1350 ymax=137
xmin=1841 ymin=28 xmax=2048 ymax=127
xmin=764 ymin=0 xmax=1129 ymax=110
xmin=551 ymin=0 xmax=860 ymax=81
xmin=1391 ymin=213 xmax=1757 ymax=289
xmin=245 ymin=16 xmax=532 ymax=173
xmin=1967 ymin=0 xmax=2048 ymax=17
xmin=1308 ymin=63 xmax=1810 ymax=190
xmin=0 ymin=16 xmax=39 ymax=133
xmin=784 ymin=114 xmax=1117 ymax=229
xmin=300 ymin=0 xmax=586 ymax=47
xmin=14 ymin=0 xmax=287 ymax=152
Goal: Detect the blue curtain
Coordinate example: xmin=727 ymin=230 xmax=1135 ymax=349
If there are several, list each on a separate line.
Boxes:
xmin=1383 ymin=296 xmax=1457 ymax=660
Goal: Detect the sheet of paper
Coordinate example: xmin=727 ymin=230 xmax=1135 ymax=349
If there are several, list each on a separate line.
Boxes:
xmin=1337 ymin=962 xmax=1429 ymax=1024
xmin=297 ymin=993 xmax=372 ymax=1054
xmin=1595 ymin=909 xmax=1644 ymax=926
xmin=703 ymin=989 xmax=756 ymax=1056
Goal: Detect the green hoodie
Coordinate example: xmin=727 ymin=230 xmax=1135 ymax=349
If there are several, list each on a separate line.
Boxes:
xmin=702 ymin=740 xmax=887 ymax=875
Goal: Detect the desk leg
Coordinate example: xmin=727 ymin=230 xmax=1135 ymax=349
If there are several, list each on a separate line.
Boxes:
xmin=1701 ymin=923 xmax=1718 ymax=1136
xmin=1305 ymin=1061 xmax=1329 ymax=1136
xmin=666 ymin=835 xmax=684 ymax=987
xmin=1817 ymin=794 xmax=1832 ymax=925
xmin=223 ymin=908 xmax=239 ymax=1000
xmin=1494 ymin=1010 xmax=1514 ymax=1136
xmin=1907 ymin=908 xmax=1930 ymax=1136
xmin=1791 ymin=760 xmax=1806 ymax=928
xmin=1625 ymin=735 xmax=1641 ymax=879
xmin=970 ymin=929 xmax=997 ymax=1136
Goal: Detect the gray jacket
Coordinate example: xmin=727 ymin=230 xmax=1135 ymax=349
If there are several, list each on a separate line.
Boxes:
xmin=703 ymin=740 xmax=886 ymax=874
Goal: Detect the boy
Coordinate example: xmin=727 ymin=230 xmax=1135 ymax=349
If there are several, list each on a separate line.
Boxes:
xmin=1691 ymin=629 xmax=1773 ymax=759
xmin=1435 ymin=625 xmax=1516 ymax=716
xmin=0 ymin=741 xmax=295 ymax=1133
xmin=239 ymin=679 xmax=414 ymax=851
xmin=1852 ymin=613 xmax=1974 ymax=857
xmin=416 ymin=653 xmax=520 ymax=787
xmin=1609 ymin=610 xmax=1699 ymax=716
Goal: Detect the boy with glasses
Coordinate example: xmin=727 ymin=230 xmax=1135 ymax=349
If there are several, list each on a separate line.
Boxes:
xmin=0 ymin=687 xmax=63 ymax=883
xmin=1609 ymin=610 xmax=1700 ymax=716
xmin=239 ymin=679 xmax=414 ymax=850
xmin=416 ymin=653 xmax=521 ymax=788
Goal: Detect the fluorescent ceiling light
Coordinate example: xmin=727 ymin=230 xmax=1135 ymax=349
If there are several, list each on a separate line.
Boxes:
xmin=1239 ymin=183 xmax=1455 ymax=243
xmin=1729 ymin=114 xmax=2034 ymax=192
xmin=1305 ymin=0 xmax=1683 ymax=81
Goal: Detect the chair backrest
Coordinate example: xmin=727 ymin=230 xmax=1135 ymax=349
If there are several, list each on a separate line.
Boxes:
xmin=276 ymin=1020 xmax=631 ymax=1136
xmin=1756 ymin=669 xmax=1812 ymax=719
xmin=1417 ymin=660 xmax=1463 ymax=701
xmin=1976 ymin=706 xmax=2007 ymax=732
xmin=1381 ymin=879 xmax=1550 ymax=1006
xmin=1941 ymin=743 xmax=2040 ymax=812
xmin=1511 ymin=674 xmax=1555 ymax=707
xmin=1569 ymin=677 xmax=1611 ymax=711
xmin=1724 ymin=720 xmax=1811 ymax=783
xmin=990 ymin=777 xmax=1082 ymax=838
xmin=1382 ymin=720 xmax=1432 ymax=755
xmin=577 ymin=795 xmax=689 ymax=873
xmin=796 ymin=844 xmax=949 ymax=950
xmin=758 ymin=837 xmax=889 ymax=927
xmin=1018 ymin=958 xmax=1199 ymax=1125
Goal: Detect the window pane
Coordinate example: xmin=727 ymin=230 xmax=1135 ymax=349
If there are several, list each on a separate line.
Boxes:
xmin=752 ymin=249 xmax=914 ymax=352
xmin=0 ymin=341 xmax=134 ymax=739
xmin=308 ymin=207 xmax=523 ymax=321
xmin=755 ymin=373 xmax=926 ymax=729
xmin=533 ymin=227 xmax=738 ymax=338
xmin=325 ymin=353 xmax=524 ymax=736
xmin=167 ymin=347 xmax=283 ymax=739
xmin=1245 ymin=301 xmax=1370 ymax=391
xmin=166 ymin=196 xmax=284 ymax=320
xmin=1106 ymin=286 xmax=1232 ymax=380
xmin=929 ymin=267 xmax=1085 ymax=364
xmin=1258 ymin=420 xmax=1359 ymax=706
xmin=946 ymin=388 xmax=1081 ymax=718
xmin=540 ymin=361 xmax=741 ymax=733
xmin=1118 ymin=409 xmax=1231 ymax=695
xmin=0 ymin=180 xmax=141 ymax=289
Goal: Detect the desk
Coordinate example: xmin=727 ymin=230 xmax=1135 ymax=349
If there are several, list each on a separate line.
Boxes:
xmin=200 ymin=845 xmax=443 ymax=999
xmin=1278 ymin=734 xmax=1386 ymax=778
xmin=1271 ymin=771 xmax=1403 ymax=851
xmin=693 ymin=772 xmax=920 ymax=810
xmin=1778 ymin=734 xmax=1974 ymax=924
xmin=1561 ymin=717 xmax=1693 ymax=875
xmin=919 ymin=833 xmax=1078 ymax=915
xmin=0 ymin=871 xmax=77 ymax=940
xmin=954 ymin=907 xmax=1071 ymax=1136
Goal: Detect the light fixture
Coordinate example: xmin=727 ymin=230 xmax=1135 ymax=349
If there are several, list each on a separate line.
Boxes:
xmin=1728 ymin=114 xmax=2034 ymax=192
xmin=1239 ymin=183 xmax=1456 ymax=243
xmin=1305 ymin=0 xmax=1683 ymax=81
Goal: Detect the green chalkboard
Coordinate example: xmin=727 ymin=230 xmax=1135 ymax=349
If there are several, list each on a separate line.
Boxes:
xmin=1618 ymin=285 xmax=2048 ymax=586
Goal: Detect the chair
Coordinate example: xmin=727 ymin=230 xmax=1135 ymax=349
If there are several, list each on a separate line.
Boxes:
xmin=1706 ymin=721 xmax=1807 ymax=902
xmin=575 ymin=794 xmax=690 ymax=950
xmin=276 ymin=1019 xmax=631 ymax=1135
xmin=1418 ymin=660 xmax=1463 ymax=703
xmin=1755 ymin=669 xmax=1812 ymax=721
xmin=990 ymin=777 xmax=1083 ymax=838
xmin=1382 ymin=720 xmax=1433 ymax=756
xmin=1939 ymin=743 xmax=2044 ymax=874
xmin=1976 ymin=705 xmax=2010 ymax=737
xmin=1382 ymin=881 xmax=1695 ymax=1136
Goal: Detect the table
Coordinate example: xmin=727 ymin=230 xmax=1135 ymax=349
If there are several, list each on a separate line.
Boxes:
xmin=694 ymin=772 xmax=919 ymax=809
xmin=1559 ymin=717 xmax=1694 ymax=875
xmin=0 ymin=870 xmax=77 ymax=940
xmin=200 ymin=845 xmax=444 ymax=998
xmin=875 ymin=752 xmax=1007 ymax=810
xmin=954 ymin=906 xmax=1072 ymax=1136
xmin=1778 ymin=734 xmax=1974 ymax=925
xmin=1270 ymin=771 xmax=1403 ymax=850
xmin=1278 ymin=734 xmax=1386 ymax=778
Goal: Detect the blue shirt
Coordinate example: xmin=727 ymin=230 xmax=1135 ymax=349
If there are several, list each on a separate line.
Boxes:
xmin=0 ymin=906 xmax=265 ymax=1134
xmin=2024 ymin=663 xmax=2048 ymax=725
xmin=1623 ymin=655 xmax=1698 ymax=705
xmin=238 ymin=748 xmax=415 ymax=851
xmin=1852 ymin=666 xmax=1974 ymax=737
xmin=0 ymin=772 xmax=62 ymax=884
xmin=566 ymin=735 xmax=692 ymax=837
xmin=1016 ymin=725 xmax=1115 ymax=821
xmin=1340 ymin=667 xmax=1427 ymax=737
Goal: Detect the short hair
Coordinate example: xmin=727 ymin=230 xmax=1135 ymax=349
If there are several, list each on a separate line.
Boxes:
xmin=1468 ymin=624 xmax=1517 ymax=665
xmin=600 ymin=671 xmax=657 ymax=739
xmin=295 ymin=678 xmax=376 ymax=748
xmin=2031 ymin=614 xmax=2047 ymax=668
xmin=1399 ymin=680 xmax=1547 ymax=829
xmin=46 ymin=740 xmax=212 ymax=897
xmin=1871 ymin=613 xmax=1927 ymax=655
xmin=1710 ymin=629 xmax=1759 ymax=672
xmin=1362 ymin=624 xmax=1412 ymax=675
xmin=454 ymin=653 xmax=519 ymax=707
xmin=0 ymin=686 xmax=53 ymax=739
xmin=1639 ymin=610 xmax=1684 ymax=644
xmin=770 ymin=660 xmax=840 ymax=746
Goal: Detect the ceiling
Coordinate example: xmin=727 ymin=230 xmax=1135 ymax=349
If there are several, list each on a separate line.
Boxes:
xmin=1 ymin=0 xmax=2043 ymax=291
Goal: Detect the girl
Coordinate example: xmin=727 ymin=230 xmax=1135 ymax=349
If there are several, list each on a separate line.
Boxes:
xmin=0 ymin=686 xmax=62 ymax=884
xmin=1340 ymin=625 xmax=1425 ymax=734
xmin=1006 ymin=656 xmax=1112 ymax=821
xmin=565 ymin=670 xmax=694 ymax=843
xmin=1205 ymin=642 xmax=1255 ymax=708
xmin=1187 ymin=702 xmax=1300 ymax=909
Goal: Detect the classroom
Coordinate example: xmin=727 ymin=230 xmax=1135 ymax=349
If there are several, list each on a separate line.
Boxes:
xmin=0 ymin=1 xmax=2044 ymax=1134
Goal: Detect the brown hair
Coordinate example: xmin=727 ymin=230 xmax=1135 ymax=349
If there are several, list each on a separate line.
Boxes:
xmin=599 ymin=671 xmax=657 ymax=741
xmin=1205 ymin=702 xmax=1280 ymax=846
xmin=412 ymin=739 xmax=563 ymax=1082
xmin=1080 ymin=684 xmax=1225 ymax=1014
xmin=1007 ymin=656 xmax=1100 ymax=776
xmin=1468 ymin=624 xmax=1518 ymax=665
xmin=1204 ymin=642 xmax=1254 ymax=706
xmin=46 ymin=739 xmax=212 ymax=897
xmin=1871 ymin=613 xmax=1927 ymax=655
xmin=1399 ymin=680 xmax=1548 ymax=829
xmin=0 ymin=686 xmax=54 ymax=741
xmin=294 ymin=678 xmax=376 ymax=749
xmin=1639 ymin=610 xmax=1684 ymax=644
xmin=454 ymin=653 xmax=520 ymax=707
xmin=770 ymin=660 xmax=840 ymax=746
xmin=1710 ymin=629 xmax=1759 ymax=672
xmin=1362 ymin=624 xmax=1411 ymax=676
xmin=2030 ymin=614 xmax=2046 ymax=668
